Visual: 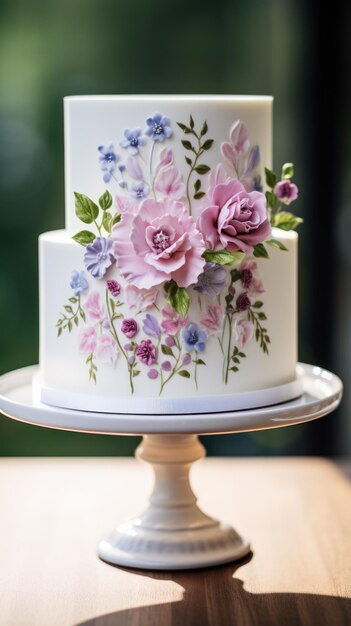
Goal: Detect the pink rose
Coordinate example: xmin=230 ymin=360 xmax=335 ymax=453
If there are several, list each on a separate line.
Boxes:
xmin=84 ymin=290 xmax=105 ymax=321
xmin=135 ymin=339 xmax=157 ymax=365
xmin=199 ymin=304 xmax=225 ymax=334
xmin=79 ymin=326 xmax=97 ymax=353
xmin=125 ymin=285 xmax=158 ymax=311
xmin=95 ymin=334 xmax=117 ymax=365
xmin=121 ymin=318 xmax=138 ymax=338
xmin=161 ymin=303 xmax=188 ymax=335
xmin=155 ymin=166 xmax=186 ymax=200
xmin=197 ymin=179 xmax=271 ymax=254
xmin=112 ymin=198 xmax=206 ymax=289
xmin=233 ymin=315 xmax=254 ymax=349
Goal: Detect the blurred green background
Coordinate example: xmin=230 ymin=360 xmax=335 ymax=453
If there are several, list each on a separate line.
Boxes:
xmin=0 ymin=0 xmax=349 ymax=456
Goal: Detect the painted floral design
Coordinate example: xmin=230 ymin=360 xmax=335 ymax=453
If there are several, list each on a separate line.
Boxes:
xmin=57 ymin=110 xmax=303 ymax=394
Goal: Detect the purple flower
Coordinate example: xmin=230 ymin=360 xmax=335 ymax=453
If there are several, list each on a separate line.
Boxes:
xmin=120 ymin=128 xmax=146 ymax=155
xmin=98 ymin=144 xmax=118 ymax=183
xmin=124 ymin=343 xmax=132 ymax=351
xmin=143 ymin=313 xmax=161 ymax=338
xmin=107 ymin=279 xmax=121 ymax=297
xmin=145 ymin=113 xmax=172 ymax=142
xmin=240 ymin=269 xmax=253 ymax=289
xmin=274 ymin=180 xmax=299 ymax=205
xmin=161 ymin=360 xmax=172 ymax=371
xmin=182 ymin=324 xmax=207 ymax=353
xmin=70 ymin=270 xmax=88 ymax=296
xmin=182 ymin=353 xmax=191 ymax=365
xmin=165 ymin=335 xmax=175 ymax=348
xmin=148 ymin=368 xmax=159 ymax=379
xmin=193 ymin=262 xmax=227 ymax=298
xmin=84 ymin=237 xmax=115 ymax=279
xmin=136 ymin=339 xmax=157 ymax=365
xmin=128 ymin=355 xmax=135 ymax=365
xmin=121 ymin=318 xmax=138 ymax=338
xmin=236 ymin=292 xmax=251 ymax=312
xmin=130 ymin=181 xmax=150 ymax=200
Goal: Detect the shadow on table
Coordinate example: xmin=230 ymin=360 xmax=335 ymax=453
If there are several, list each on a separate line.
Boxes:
xmin=76 ymin=553 xmax=351 ymax=626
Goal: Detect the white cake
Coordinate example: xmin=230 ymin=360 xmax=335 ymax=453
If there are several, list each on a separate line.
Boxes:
xmin=36 ymin=96 xmax=303 ymax=414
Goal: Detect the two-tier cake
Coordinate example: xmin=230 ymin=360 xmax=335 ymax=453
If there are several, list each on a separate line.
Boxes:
xmin=35 ymin=96 xmax=303 ymax=413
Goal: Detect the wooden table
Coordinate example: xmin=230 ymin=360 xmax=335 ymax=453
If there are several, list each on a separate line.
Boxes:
xmin=0 ymin=457 xmax=350 ymax=626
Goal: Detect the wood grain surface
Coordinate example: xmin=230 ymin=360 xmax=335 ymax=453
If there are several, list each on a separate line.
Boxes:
xmin=0 ymin=456 xmax=350 ymax=626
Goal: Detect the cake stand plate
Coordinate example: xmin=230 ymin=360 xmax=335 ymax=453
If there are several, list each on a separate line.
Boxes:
xmin=0 ymin=363 xmax=343 ymax=570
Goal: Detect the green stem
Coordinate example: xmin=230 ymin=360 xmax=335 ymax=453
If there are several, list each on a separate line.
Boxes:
xmin=159 ymin=342 xmax=182 ymax=396
xmin=105 ymin=289 xmax=135 ymax=394
xmin=194 ymin=360 xmax=198 ymax=390
xmin=94 ymin=219 xmax=102 ymax=236
xmin=224 ymin=312 xmax=233 ymax=384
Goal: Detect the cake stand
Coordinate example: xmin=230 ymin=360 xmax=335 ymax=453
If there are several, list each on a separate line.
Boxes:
xmin=0 ymin=362 xmax=342 ymax=570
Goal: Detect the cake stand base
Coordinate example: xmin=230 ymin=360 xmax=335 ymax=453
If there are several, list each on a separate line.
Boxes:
xmin=98 ymin=434 xmax=250 ymax=570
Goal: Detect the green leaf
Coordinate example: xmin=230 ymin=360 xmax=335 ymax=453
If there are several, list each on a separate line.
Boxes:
xmin=194 ymin=179 xmax=201 ymax=192
xmin=258 ymin=312 xmax=267 ymax=320
xmin=102 ymin=211 xmax=112 ymax=234
xmin=69 ymin=296 xmax=77 ymax=303
xmin=133 ymin=370 xmax=141 ymax=377
xmin=185 ymin=156 xmax=192 ymax=166
xmin=178 ymin=370 xmax=190 ymax=378
xmin=266 ymin=238 xmax=288 ymax=251
xmin=189 ymin=114 xmax=194 ymax=129
xmin=253 ymin=300 xmax=263 ymax=308
xmin=99 ymin=189 xmax=113 ymax=211
xmin=193 ymin=359 xmax=205 ymax=365
xmin=264 ymin=167 xmax=278 ymax=189
xmin=64 ymin=305 xmax=73 ymax=313
xmin=164 ymin=280 xmax=190 ymax=317
xmin=204 ymin=249 xmax=245 ymax=266
xmin=181 ymin=139 xmax=194 ymax=151
xmin=253 ymin=243 xmax=269 ymax=259
xmin=111 ymin=212 xmax=122 ymax=227
xmin=229 ymin=366 xmax=239 ymax=372
xmin=177 ymin=121 xmax=193 ymax=135
xmin=194 ymin=164 xmax=210 ymax=175
xmin=273 ymin=211 xmax=303 ymax=231
xmin=57 ymin=326 xmax=62 ymax=337
xmin=201 ymin=139 xmax=214 ymax=151
xmin=74 ymin=316 xmax=79 ymax=326
xmin=265 ymin=190 xmax=277 ymax=209
xmin=72 ymin=230 xmax=96 ymax=247
xmin=200 ymin=120 xmax=208 ymax=137
xmin=231 ymin=268 xmax=241 ymax=282
xmin=161 ymin=344 xmax=174 ymax=357
xmin=194 ymin=191 xmax=205 ymax=200
xmin=74 ymin=192 xmax=99 ymax=224
xmin=282 ymin=162 xmax=294 ymax=179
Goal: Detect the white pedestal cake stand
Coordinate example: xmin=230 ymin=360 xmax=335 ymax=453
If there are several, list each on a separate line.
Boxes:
xmin=0 ymin=363 xmax=342 ymax=570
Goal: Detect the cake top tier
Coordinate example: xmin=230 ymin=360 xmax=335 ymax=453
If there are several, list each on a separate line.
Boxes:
xmin=64 ymin=95 xmax=272 ymax=235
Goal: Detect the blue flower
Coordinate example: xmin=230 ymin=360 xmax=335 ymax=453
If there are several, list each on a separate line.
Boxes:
xmin=182 ymin=323 xmax=207 ymax=353
xmin=84 ymin=237 xmax=115 ymax=279
xmin=120 ymin=128 xmax=146 ymax=155
xmin=145 ymin=113 xmax=172 ymax=142
xmin=97 ymin=144 xmax=118 ymax=183
xmin=130 ymin=181 xmax=150 ymax=200
xmin=193 ymin=263 xmax=227 ymax=298
xmin=70 ymin=270 xmax=89 ymax=296
xmin=143 ymin=313 xmax=161 ymax=338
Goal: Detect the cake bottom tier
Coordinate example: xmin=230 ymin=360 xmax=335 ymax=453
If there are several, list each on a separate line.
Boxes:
xmin=38 ymin=229 xmax=299 ymax=414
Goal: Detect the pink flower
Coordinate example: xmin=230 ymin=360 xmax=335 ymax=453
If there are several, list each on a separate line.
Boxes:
xmin=84 ymin=290 xmax=105 ymax=321
xmin=95 ymin=334 xmax=117 ymax=365
xmin=112 ymin=197 xmax=206 ymax=289
xmin=274 ymin=180 xmax=299 ymax=205
xmin=155 ymin=166 xmax=186 ymax=200
xmin=239 ymin=259 xmax=264 ymax=295
xmin=106 ymin=279 xmax=121 ymax=297
xmin=125 ymin=284 xmax=158 ymax=311
xmin=79 ymin=326 xmax=97 ymax=353
xmin=233 ymin=315 xmax=254 ymax=349
xmin=155 ymin=147 xmax=174 ymax=176
xmin=161 ymin=303 xmax=188 ymax=335
xmin=221 ymin=120 xmax=250 ymax=171
xmin=136 ymin=339 xmax=157 ymax=365
xmin=207 ymin=164 xmax=230 ymax=200
xmin=199 ymin=304 xmax=225 ymax=334
xmin=125 ymin=156 xmax=143 ymax=181
xmin=121 ymin=318 xmax=138 ymax=338
xmin=197 ymin=179 xmax=271 ymax=254
xmin=115 ymin=194 xmax=138 ymax=214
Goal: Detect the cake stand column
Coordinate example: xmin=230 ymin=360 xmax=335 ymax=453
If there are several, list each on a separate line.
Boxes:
xmin=98 ymin=434 xmax=250 ymax=570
